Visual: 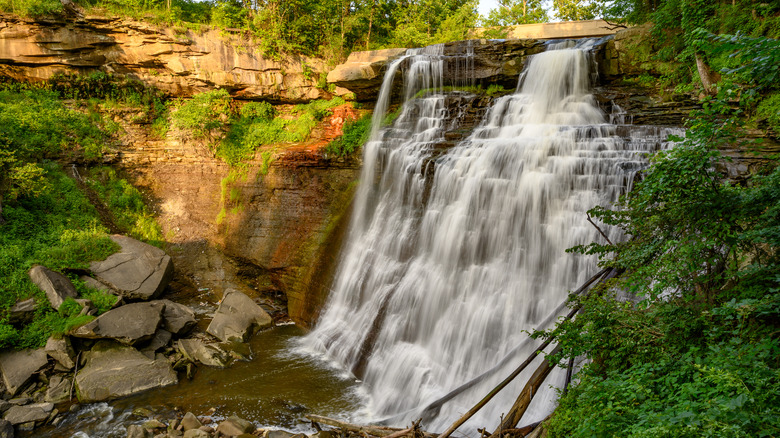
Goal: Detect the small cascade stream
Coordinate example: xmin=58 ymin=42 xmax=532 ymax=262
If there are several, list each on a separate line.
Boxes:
xmin=300 ymin=40 xmax=681 ymax=433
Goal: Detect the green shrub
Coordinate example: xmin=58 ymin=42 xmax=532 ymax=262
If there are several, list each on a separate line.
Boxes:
xmin=171 ymin=89 xmax=232 ymax=139
xmin=757 ymin=92 xmax=780 ymax=134
xmin=240 ymin=101 xmax=276 ymax=121
xmin=326 ymin=113 xmax=371 ymax=157
xmin=0 ymin=0 xmax=62 ymax=16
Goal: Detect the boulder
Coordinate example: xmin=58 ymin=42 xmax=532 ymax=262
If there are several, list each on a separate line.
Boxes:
xmin=326 ymin=48 xmax=408 ymax=100
xmin=90 ymin=235 xmax=174 ymax=301
xmin=28 ymin=265 xmax=78 ymax=310
xmin=177 ymin=339 xmax=230 ymax=368
xmin=80 ymin=275 xmax=114 ymax=293
xmin=0 ymin=419 xmax=11 ymax=438
xmin=206 ymin=290 xmax=273 ymax=343
xmin=183 ymin=429 xmax=210 ymax=438
xmin=159 ymin=300 xmax=197 ymax=335
xmin=0 ymin=349 xmax=48 ymax=396
xmin=45 ymin=336 xmax=76 ymax=369
xmin=75 ymin=342 xmax=177 ymax=402
xmin=180 ymin=412 xmax=202 ymax=431
xmin=71 ymin=301 xmax=164 ymax=345
xmin=141 ymin=329 xmax=172 ymax=358
xmin=8 ymin=298 xmax=37 ymax=325
xmin=216 ymin=416 xmax=254 ymax=436
xmin=44 ymin=375 xmax=72 ymax=404
xmin=127 ymin=424 xmax=153 ymax=438
xmin=2 ymin=402 xmax=53 ymax=425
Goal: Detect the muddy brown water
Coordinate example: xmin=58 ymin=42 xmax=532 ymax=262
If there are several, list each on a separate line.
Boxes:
xmin=35 ymin=325 xmax=365 ymax=438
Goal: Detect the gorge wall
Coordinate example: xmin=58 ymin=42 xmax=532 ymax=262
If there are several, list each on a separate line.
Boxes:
xmin=2 ymin=15 xmax=777 ymax=328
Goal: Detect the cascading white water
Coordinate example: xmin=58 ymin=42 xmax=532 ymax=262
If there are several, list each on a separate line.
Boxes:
xmin=300 ymin=40 xmax=679 ymax=433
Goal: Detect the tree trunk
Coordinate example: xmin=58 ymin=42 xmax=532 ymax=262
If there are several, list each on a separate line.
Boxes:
xmin=695 ymin=52 xmax=718 ymax=95
xmin=488 ymin=344 xmax=562 ymax=438
xmin=366 ymin=0 xmax=376 ymax=50
xmin=523 ymin=0 xmax=527 ymax=16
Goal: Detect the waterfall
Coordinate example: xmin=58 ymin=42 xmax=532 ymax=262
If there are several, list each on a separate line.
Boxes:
xmin=300 ymin=40 xmax=679 ymax=433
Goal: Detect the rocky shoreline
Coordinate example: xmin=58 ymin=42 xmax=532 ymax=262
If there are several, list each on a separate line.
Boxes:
xmin=0 ymin=235 xmax=278 ymax=437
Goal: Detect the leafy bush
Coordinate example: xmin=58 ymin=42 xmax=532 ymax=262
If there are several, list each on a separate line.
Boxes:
xmin=240 ymin=101 xmax=276 ymax=121
xmin=0 ymin=0 xmax=62 ymax=16
xmin=757 ymin=92 xmax=780 ymax=134
xmin=171 ymin=89 xmax=232 ymax=139
xmin=326 ymin=113 xmax=371 ymax=157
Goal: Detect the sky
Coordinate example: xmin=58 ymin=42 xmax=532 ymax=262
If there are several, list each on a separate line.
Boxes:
xmin=477 ymin=0 xmax=500 ymax=18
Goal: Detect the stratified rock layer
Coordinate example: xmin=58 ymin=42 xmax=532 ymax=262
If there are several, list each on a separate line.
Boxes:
xmin=0 ymin=14 xmax=327 ymax=103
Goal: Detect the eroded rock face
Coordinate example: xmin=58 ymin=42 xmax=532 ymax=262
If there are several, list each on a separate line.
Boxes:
xmin=328 ymin=39 xmax=545 ymax=100
xmin=75 ymin=341 xmax=177 ymax=402
xmin=90 ymin=235 xmax=173 ymax=301
xmin=0 ymin=14 xmax=328 ymax=103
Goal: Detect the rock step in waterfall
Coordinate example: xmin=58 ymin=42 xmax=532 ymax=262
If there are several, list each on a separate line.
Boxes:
xmin=301 ymin=39 xmax=682 ymax=434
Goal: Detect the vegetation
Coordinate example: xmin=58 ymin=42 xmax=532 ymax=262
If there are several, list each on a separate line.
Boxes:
xmin=326 ymin=113 xmax=372 ymax=157
xmin=85 ymin=166 xmax=165 ymax=245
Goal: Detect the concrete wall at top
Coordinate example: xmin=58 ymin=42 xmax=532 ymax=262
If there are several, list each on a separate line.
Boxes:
xmin=474 ymin=19 xmax=621 ymax=40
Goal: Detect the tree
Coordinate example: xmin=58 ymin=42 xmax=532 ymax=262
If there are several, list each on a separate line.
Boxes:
xmin=482 ymin=0 xmax=547 ymax=26
xmin=553 ymin=0 xmax=598 ymax=21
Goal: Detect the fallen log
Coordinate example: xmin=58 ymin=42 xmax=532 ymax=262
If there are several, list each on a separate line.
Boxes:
xmin=488 ymin=345 xmax=562 ymax=438
xmin=436 ymin=268 xmax=617 ymax=438
xmin=306 ymin=415 xmax=437 ymax=438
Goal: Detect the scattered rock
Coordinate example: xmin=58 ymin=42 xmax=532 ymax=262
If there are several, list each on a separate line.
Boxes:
xmin=2 ymin=402 xmax=53 ymax=425
xmin=0 ymin=349 xmax=48 ymax=396
xmin=45 ymin=336 xmax=76 ymax=369
xmin=207 ymin=290 xmax=273 ymax=343
xmin=0 ymin=401 xmax=10 ymax=414
xmin=159 ymin=300 xmax=197 ymax=335
xmin=75 ymin=341 xmax=178 ymax=402
xmin=80 ymin=275 xmax=115 ymax=293
xmin=141 ymin=329 xmax=172 ymax=358
xmin=90 ymin=235 xmax=174 ymax=301
xmin=0 ymin=419 xmax=12 ymax=438
xmin=267 ymin=431 xmax=299 ymax=438
xmin=127 ymin=423 xmax=153 ymax=438
xmin=71 ymin=301 xmax=164 ymax=345
xmin=44 ymin=375 xmax=72 ymax=404
xmin=177 ymin=339 xmax=230 ymax=368
xmin=183 ymin=429 xmax=210 ymax=438
xmin=28 ymin=265 xmax=78 ymax=310
xmin=180 ymin=412 xmax=202 ymax=431
xmin=143 ymin=418 xmax=166 ymax=429
xmin=8 ymin=298 xmax=37 ymax=325
xmin=216 ymin=416 xmax=254 ymax=436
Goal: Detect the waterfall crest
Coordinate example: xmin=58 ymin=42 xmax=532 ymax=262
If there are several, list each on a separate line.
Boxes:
xmin=300 ymin=40 xmax=680 ymax=433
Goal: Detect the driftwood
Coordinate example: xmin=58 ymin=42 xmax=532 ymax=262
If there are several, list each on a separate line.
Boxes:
xmin=306 ymin=415 xmax=436 ymax=438
xmin=488 ymin=345 xmax=562 ymax=438
xmin=437 ymin=268 xmax=617 ymax=438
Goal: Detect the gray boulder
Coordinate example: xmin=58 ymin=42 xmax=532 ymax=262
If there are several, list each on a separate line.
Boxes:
xmin=8 ymin=298 xmax=37 ymax=325
xmin=90 ymin=235 xmax=174 ymax=301
xmin=3 ymin=402 xmax=53 ymax=425
xmin=127 ymin=424 xmax=153 ymax=438
xmin=183 ymin=429 xmax=210 ymax=438
xmin=45 ymin=336 xmax=76 ymax=369
xmin=28 ymin=265 xmax=78 ymax=310
xmin=0 ymin=419 xmax=12 ymax=438
xmin=75 ymin=342 xmax=177 ymax=403
xmin=177 ymin=339 xmax=230 ymax=368
xmin=216 ymin=416 xmax=254 ymax=436
xmin=71 ymin=301 xmax=164 ymax=345
xmin=180 ymin=412 xmax=202 ymax=431
xmin=159 ymin=300 xmax=196 ymax=335
xmin=206 ymin=290 xmax=273 ymax=343
xmin=80 ymin=275 xmax=114 ymax=293
xmin=141 ymin=329 xmax=172 ymax=359
xmin=0 ymin=349 xmax=48 ymax=396
xmin=44 ymin=375 xmax=72 ymax=404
